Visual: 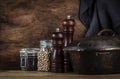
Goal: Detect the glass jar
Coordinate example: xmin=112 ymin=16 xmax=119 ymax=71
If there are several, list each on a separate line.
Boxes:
xmin=40 ymin=40 xmax=52 ymax=48
xmin=37 ymin=40 xmax=52 ymax=71
xmin=20 ymin=48 xmax=40 ymax=71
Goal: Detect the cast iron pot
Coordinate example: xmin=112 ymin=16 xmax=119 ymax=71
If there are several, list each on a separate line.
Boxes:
xmin=63 ymin=29 xmax=120 ymax=74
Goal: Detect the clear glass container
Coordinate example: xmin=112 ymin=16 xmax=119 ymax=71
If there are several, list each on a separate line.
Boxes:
xmin=40 ymin=40 xmax=52 ymax=48
xmin=20 ymin=48 xmax=40 ymax=71
xmin=37 ymin=40 xmax=53 ymax=71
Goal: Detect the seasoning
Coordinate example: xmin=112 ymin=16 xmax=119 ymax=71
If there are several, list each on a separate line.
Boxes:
xmin=37 ymin=40 xmax=52 ymax=72
xmin=37 ymin=48 xmax=51 ymax=71
xmin=20 ymin=48 xmax=40 ymax=71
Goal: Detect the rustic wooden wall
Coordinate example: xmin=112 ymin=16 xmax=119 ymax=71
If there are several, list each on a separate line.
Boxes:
xmin=0 ymin=0 xmax=86 ymax=70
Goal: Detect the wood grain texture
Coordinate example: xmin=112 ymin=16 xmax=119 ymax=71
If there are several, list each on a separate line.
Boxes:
xmin=0 ymin=71 xmax=120 ymax=79
xmin=0 ymin=0 xmax=86 ymax=70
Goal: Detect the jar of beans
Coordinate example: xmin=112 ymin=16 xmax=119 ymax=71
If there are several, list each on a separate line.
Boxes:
xmin=37 ymin=40 xmax=52 ymax=71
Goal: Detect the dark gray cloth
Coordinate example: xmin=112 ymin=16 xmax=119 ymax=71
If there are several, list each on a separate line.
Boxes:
xmin=79 ymin=0 xmax=120 ymax=37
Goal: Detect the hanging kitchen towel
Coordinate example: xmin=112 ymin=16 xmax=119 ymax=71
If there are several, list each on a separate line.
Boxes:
xmin=79 ymin=0 xmax=120 ymax=37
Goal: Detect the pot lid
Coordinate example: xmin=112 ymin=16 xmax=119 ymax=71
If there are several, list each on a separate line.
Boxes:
xmin=63 ymin=36 xmax=120 ymax=52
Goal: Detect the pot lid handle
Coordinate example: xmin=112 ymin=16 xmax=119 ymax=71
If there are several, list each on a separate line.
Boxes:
xmin=97 ymin=29 xmax=115 ymax=36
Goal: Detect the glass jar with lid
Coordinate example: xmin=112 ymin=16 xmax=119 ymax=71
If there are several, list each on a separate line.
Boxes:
xmin=37 ymin=40 xmax=52 ymax=71
xmin=20 ymin=48 xmax=40 ymax=71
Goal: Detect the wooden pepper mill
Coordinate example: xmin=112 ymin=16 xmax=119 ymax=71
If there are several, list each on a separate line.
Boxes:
xmin=51 ymin=28 xmax=64 ymax=73
xmin=62 ymin=15 xmax=75 ymax=72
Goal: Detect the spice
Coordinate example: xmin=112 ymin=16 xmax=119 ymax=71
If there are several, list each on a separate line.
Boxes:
xmin=20 ymin=48 xmax=40 ymax=71
xmin=37 ymin=40 xmax=52 ymax=72
xmin=37 ymin=48 xmax=51 ymax=71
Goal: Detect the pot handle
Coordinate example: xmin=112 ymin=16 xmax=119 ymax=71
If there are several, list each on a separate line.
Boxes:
xmin=97 ymin=29 xmax=115 ymax=36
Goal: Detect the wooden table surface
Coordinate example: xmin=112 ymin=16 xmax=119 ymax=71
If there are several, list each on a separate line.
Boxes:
xmin=0 ymin=71 xmax=120 ymax=79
